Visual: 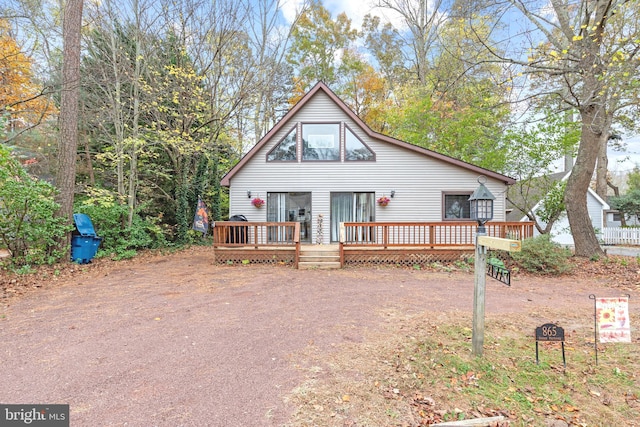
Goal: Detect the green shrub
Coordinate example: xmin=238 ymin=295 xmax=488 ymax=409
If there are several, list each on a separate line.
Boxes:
xmin=0 ymin=146 xmax=71 ymax=266
xmin=510 ymin=234 xmax=572 ymax=275
xmin=74 ymin=188 xmax=168 ymax=259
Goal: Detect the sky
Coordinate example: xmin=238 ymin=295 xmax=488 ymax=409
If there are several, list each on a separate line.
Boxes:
xmin=610 ymin=135 xmax=640 ymax=174
xmin=281 ymin=0 xmax=406 ymax=30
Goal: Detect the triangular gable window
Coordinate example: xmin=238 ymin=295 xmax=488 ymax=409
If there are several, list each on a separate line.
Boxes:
xmin=267 ymin=127 xmax=297 ymax=161
xmin=345 ymin=127 xmax=374 ymax=161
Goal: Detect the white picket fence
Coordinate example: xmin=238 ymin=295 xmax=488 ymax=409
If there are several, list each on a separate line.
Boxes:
xmin=600 ymin=227 xmax=640 ymax=245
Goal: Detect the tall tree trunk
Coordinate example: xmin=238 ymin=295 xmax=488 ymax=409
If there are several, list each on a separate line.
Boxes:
xmin=128 ymin=1 xmax=142 ymax=228
xmin=565 ymin=108 xmax=605 ymax=258
xmin=595 ymin=134 xmax=609 ymax=200
xmin=607 ymin=179 xmax=627 ymax=227
xmin=56 ymin=0 xmax=84 ymax=242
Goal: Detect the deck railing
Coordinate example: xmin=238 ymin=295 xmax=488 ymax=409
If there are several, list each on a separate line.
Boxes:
xmin=340 ymin=221 xmax=534 ymax=248
xmin=213 ymin=221 xmax=300 ymax=247
xmin=211 ymin=221 xmax=534 ymax=268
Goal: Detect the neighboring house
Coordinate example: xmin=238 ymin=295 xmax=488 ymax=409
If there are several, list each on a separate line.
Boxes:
xmin=220 ymin=82 xmax=516 ymax=245
xmin=507 ymin=171 xmax=609 ymax=246
xmin=605 ymin=210 xmax=640 ymax=227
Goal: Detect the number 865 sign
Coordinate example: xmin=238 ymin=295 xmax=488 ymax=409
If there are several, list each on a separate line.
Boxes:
xmin=536 ymin=323 xmax=565 ymax=342
xmin=535 ymin=323 xmax=566 ymax=367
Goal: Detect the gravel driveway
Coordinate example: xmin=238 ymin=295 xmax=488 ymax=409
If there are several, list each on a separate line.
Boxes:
xmin=0 ymin=249 xmax=635 ymax=426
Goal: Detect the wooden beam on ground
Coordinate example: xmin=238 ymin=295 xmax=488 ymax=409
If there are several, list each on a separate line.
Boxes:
xmin=477 ymin=236 xmax=521 ymax=252
xmin=431 ymin=415 xmax=505 ymax=426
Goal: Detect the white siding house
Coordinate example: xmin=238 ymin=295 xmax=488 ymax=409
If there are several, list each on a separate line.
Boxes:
xmin=220 ymin=82 xmax=515 ymax=244
xmin=605 ymin=210 xmax=640 ymax=227
xmin=511 ymin=172 xmax=610 ymax=246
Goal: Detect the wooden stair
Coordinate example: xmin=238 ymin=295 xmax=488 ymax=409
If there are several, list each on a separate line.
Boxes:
xmin=298 ymin=245 xmax=341 ymax=269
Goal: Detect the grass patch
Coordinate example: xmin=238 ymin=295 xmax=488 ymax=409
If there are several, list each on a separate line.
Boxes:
xmin=286 ymin=313 xmax=640 ymax=426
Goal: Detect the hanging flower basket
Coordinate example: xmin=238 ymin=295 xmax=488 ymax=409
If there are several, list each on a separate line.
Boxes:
xmin=377 ymin=196 xmax=390 ymax=206
xmin=251 ymin=197 xmax=265 ymax=208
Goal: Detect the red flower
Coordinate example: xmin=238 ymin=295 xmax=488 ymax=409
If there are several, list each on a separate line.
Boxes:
xmin=251 ymin=197 xmax=265 ymax=208
xmin=377 ymin=196 xmax=390 ymax=206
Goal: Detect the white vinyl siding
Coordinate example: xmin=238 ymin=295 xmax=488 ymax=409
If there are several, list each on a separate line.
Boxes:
xmin=532 ymin=190 xmax=609 ymax=246
xmin=228 ymin=90 xmax=509 ymax=244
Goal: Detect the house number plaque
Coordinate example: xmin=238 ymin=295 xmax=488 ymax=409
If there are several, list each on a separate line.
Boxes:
xmin=535 ymin=323 xmax=566 ymax=367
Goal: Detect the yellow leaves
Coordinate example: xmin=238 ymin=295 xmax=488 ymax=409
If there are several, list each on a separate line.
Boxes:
xmin=573 ymin=35 xmax=583 ymax=41
xmin=0 ymin=19 xmax=57 ymax=126
xmin=611 ymin=51 xmax=626 ymax=62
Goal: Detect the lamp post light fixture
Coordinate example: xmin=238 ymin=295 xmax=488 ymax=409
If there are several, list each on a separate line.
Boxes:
xmin=468 ymin=176 xmax=495 ymax=233
xmin=468 ymin=176 xmax=495 ymax=357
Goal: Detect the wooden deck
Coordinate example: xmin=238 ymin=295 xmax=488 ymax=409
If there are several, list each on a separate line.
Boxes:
xmin=212 ymin=221 xmax=534 ymax=268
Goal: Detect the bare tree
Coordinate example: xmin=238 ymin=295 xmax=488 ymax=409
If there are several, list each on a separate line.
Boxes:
xmin=373 ymin=0 xmax=451 ymax=84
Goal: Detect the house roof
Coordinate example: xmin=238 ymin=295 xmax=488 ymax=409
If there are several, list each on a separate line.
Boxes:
xmin=506 ymin=172 xmax=566 ymax=222
xmin=506 ymin=171 xmax=610 ymax=222
xmin=220 ymin=82 xmax=516 ymax=187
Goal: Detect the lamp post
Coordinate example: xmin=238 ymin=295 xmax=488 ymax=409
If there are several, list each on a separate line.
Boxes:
xmin=468 ymin=176 xmax=495 ymax=356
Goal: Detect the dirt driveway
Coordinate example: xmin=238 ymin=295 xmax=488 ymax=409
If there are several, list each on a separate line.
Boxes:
xmin=1 ymin=248 xmax=638 ymax=426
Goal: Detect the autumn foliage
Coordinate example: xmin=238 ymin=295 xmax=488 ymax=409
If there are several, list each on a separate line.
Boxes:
xmin=0 ymin=20 xmax=56 ymax=132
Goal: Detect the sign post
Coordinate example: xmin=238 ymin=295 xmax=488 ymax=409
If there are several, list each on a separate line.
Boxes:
xmin=472 ymin=236 xmax=521 ymax=356
xmin=472 ymin=229 xmax=488 ymax=356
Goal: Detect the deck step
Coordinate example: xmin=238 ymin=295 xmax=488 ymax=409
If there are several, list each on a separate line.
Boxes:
xmin=299 ymin=255 xmax=340 ymax=263
xmin=298 ymin=245 xmax=341 ymax=269
xmin=298 ymin=261 xmax=342 ymax=270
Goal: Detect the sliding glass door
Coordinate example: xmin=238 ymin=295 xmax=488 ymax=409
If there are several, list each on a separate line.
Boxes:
xmin=330 ymin=192 xmax=375 ymax=242
xmin=267 ymin=192 xmax=312 ymax=243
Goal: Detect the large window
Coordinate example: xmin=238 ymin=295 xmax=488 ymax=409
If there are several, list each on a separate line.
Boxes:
xmin=267 ymin=127 xmax=297 ymax=161
xmin=302 ymin=123 xmax=340 ymax=161
xmin=268 ymin=122 xmax=376 ymax=162
xmin=443 ymin=193 xmax=472 ymax=220
xmin=345 ymin=127 xmax=374 ymax=161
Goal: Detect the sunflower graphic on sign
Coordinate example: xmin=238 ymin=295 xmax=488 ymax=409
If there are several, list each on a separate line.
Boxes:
xmin=598 ymin=307 xmax=616 ymax=328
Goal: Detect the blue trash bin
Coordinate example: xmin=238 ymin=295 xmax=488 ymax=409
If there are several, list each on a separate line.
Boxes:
xmin=71 ymin=213 xmax=103 ymax=264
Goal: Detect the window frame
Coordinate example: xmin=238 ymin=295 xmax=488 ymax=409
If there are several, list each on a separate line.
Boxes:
xmin=442 ymin=192 xmax=473 ymax=221
xmin=301 ymin=122 xmax=341 ymax=162
xmin=266 ymin=125 xmax=298 ymax=162
xmin=344 ymin=124 xmax=375 ymax=161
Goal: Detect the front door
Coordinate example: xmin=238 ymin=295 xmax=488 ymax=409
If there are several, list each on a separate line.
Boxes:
xmin=330 ymin=192 xmax=375 ymax=242
xmin=267 ymin=192 xmax=312 ymax=243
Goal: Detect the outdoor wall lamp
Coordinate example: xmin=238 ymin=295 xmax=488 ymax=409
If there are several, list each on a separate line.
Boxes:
xmin=390 ymin=190 xmax=396 ymax=198
xmin=247 ymin=191 xmax=252 ymax=199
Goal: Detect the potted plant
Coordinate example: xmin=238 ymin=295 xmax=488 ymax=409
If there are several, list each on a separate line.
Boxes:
xmin=251 ymin=197 xmax=265 ymax=208
xmin=377 ymin=195 xmax=390 ymax=206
